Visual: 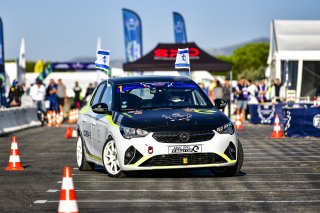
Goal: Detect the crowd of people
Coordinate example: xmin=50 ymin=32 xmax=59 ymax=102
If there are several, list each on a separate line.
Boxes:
xmin=198 ymin=77 xmax=284 ymax=120
xmin=0 ymin=78 xmax=98 ymax=115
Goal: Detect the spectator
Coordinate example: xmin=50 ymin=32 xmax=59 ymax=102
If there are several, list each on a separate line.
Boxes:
xmin=84 ymin=83 xmax=95 ymax=102
xmin=213 ymin=80 xmax=223 ymax=99
xmin=73 ymin=81 xmax=82 ymax=109
xmin=30 ymin=79 xmax=46 ymax=113
xmin=247 ymin=79 xmax=259 ymax=104
xmin=222 ymin=79 xmax=231 ymax=117
xmin=208 ymin=79 xmax=217 ymax=102
xmin=274 ymin=78 xmax=282 ymax=102
xmin=57 ymin=79 xmax=67 ymax=113
xmin=8 ymin=79 xmax=23 ymax=107
xmin=235 ymin=77 xmax=248 ymax=121
xmin=46 ymin=79 xmax=58 ymax=111
xmin=0 ymin=78 xmax=7 ymax=108
xmin=258 ymin=78 xmax=268 ymax=103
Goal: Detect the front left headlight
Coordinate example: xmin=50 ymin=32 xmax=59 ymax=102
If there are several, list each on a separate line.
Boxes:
xmin=216 ymin=122 xmax=235 ymax=135
xmin=120 ymin=126 xmax=149 ymax=139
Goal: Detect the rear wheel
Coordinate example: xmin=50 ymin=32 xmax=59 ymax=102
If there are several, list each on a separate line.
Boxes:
xmin=102 ymin=139 xmax=125 ymax=177
xmin=210 ymin=140 xmax=244 ymax=177
xmin=76 ymin=135 xmax=95 ymax=171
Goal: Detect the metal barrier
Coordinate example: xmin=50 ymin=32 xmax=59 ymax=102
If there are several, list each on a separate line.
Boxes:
xmin=0 ymin=107 xmax=41 ymax=135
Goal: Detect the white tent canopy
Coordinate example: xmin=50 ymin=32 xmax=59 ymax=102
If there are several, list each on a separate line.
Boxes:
xmin=268 ymin=20 xmax=320 ymax=98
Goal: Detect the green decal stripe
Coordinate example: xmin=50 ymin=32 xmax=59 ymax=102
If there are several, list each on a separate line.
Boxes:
xmin=85 ymin=152 xmax=102 ymax=161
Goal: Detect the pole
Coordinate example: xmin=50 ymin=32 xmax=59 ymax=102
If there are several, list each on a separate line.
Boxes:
xmin=188 ymin=67 xmax=191 ymax=79
xmin=229 ymin=70 xmax=233 ymax=117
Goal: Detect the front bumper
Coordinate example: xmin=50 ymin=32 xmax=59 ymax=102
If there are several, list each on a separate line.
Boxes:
xmin=113 ymin=130 xmax=238 ymax=171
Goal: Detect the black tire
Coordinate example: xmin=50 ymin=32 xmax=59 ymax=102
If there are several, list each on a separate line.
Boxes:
xmin=102 ymin=139 xmax=126 ymax=178
xmin=76 ymin=135 xmax=95 ymax=171
xmin=210 ymin=140 xmax=244 ymax=177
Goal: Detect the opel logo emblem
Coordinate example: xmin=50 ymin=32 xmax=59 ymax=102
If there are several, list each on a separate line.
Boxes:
xmin=180 ymin=132 xmax=190 ymax=142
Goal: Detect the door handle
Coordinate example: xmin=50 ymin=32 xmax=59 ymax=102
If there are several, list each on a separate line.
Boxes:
xmin=83 ymin=118 xmax=87 ymax=122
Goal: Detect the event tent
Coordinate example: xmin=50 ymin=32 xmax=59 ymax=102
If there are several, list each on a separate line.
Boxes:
xmin=267 ymin=20 xmax=320 ymax=98
xmin=123 ymin=42 xmax=231 ymax=71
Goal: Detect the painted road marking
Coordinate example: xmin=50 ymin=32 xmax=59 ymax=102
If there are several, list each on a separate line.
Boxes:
xmin=57 ymin=180 xmax=320 ymax=183
xmin=245 ymin=156 xmax=320 ymax=159
xmin=34 ymin=199 xmax=320 ymax=204
xmin=46 ymin=189 xmax=320 ymax=192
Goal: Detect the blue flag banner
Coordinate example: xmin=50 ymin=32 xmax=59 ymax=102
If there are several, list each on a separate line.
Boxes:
xmin=173 ymin=12 xmax=187 ymax=43
xmin=122 ymin=9 xmax=143 ymax=62
xmin=175 ymin=48 xmax=190 ymax=69
xmin=95 ymin=49 xmax=110 ymax=71
xmin=0 ymin=17 xmax=5 ymax=82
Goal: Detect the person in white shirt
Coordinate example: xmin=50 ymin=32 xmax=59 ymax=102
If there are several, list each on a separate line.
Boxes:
xmin=247 ymin=79 xmax=259 ymax=104
xmin=30 ymin=79 xmax=46 ymax=113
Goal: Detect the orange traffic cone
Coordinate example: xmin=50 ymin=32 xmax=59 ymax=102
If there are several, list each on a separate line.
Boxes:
xmin=271 ymin=114 xmax=284 ymax=138
xmin=47 ymin=111 xmax=52 ymax=127
xmin=235 ymin=112 xmax=243 ymax=129
xmin=65 ymin=127 xmax=77 ymax=139
xmin=58 ymin=167 xmax=78 ymax=213
xmin=6 ymin=137 xmax=24 ymax=171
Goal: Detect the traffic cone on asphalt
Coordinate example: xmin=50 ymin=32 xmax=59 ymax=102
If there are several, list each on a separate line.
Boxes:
xmin=235 ymin=112 xmax=243 ymax=129
xmin=68 ymin=110 xmax=74 ymax=123
xmin=58 ymin=167 xmax=78 ymax=213
xmin=65 ymin=127 xmax=77 ymax=139
xmin=47 ymin=111 xmax=52 ymax=127
xmin=6 ymin=137 xmax=24 ymax=171
xmin=271 ymin=114 xmax=284 ymax=138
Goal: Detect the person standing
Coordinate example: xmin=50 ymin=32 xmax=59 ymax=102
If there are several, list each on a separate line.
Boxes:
xmin=8 ymin=79 xmax=23 ymax=107
xmin=274 ymin=78 xmax=282 ymax=102
xmin=46 ymin=79 xmax=58 ymax=112
xmin=235 ymin=77 xmax=248 ymax=121
xmin=84 ymin=83 xmax=95 ymax=102
xmin=0 ymin=78 xmax=7 ymax=108
xmin=73 ymin=81 xmax=82 ymax=109
xmin=222 ymin=79 xmax=231 ymax=117
xmin=57 ymin=79 xmax=67 ymax=113
xmin=247 ymin=79 xmax=259 ymax=105
xmin=258 ymin=78 xmax=268 ymax=103
xmin=30 ymin=79 xmax=46 ymax=113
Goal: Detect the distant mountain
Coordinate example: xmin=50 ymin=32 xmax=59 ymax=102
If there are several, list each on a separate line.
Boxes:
xmin=69 ymin=57 xmax=125 ymax=68
xmin=209 ymin=37 xmax=269 ymax=56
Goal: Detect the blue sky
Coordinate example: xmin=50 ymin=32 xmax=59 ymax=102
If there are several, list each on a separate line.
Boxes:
xmin=1 ymin=0 xmax=320 ymax=61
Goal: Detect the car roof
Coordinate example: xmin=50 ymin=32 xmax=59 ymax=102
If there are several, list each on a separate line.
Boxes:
xmin=105 ymin=75 xmax=194 ymax=85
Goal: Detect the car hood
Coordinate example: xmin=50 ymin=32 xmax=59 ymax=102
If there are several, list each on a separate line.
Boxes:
xmin=113 ymin=108 xmax=230 ymax=132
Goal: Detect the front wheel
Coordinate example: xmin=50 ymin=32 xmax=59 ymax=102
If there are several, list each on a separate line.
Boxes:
xmin=210 ymin=140 xmax=244 ymax=177
xmin=102 ymin=139 xmax=125 ymax=177
xmin=76 ymin=135 xmax=95 ymax=171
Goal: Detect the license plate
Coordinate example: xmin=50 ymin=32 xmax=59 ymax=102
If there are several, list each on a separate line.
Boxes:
xmin=168 ymin=145 xmax=202 ymax=154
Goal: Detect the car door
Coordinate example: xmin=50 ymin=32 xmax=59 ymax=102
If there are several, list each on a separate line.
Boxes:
xmin=92 ymin=83 xmax=113 ymax=158
xmin=86 ymin=83 xmax=106 ymax=155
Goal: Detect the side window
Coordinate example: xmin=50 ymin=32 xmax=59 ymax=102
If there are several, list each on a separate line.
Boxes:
xmin=100 ymin=84 xmax=112 ymax=109
xmin=90 ymin=83 xmax=105 ymax=106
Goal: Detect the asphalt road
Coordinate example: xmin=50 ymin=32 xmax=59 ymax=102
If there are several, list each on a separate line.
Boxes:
xmin=0 ymin=123 xmax=320 ymax=212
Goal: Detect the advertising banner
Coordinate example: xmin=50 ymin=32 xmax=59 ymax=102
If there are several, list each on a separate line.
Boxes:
xmin=173 ymin=12 xmax=187 ymax=43
xmin=122 ymin=9 xmax=143 ymax=63
xmin=0 ymin=17 xmax=5 ymax=82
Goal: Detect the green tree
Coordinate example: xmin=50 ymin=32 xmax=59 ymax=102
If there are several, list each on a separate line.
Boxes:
xmin=216 ymin=43 xmax=269 ymax=80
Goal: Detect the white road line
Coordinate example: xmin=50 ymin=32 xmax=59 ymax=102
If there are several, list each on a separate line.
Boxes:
xmin=34 ymin=199 xmax=320 ymax=204
xmin=245 ymin=156 xmax=320 ymax=159
xmin=244 ymin=161 xmax=320 ymax=163
xmin=245 ymin=152 xmax=319 ymax=155
xmin=57 ymin=180 xmax=320 ymax=183
xmin=46 ymin=189 xmax=320 ymax=192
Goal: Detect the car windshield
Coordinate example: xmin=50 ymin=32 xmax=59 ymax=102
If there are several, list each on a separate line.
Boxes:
xmin=117 ymin=81 xmax=212 ymax=111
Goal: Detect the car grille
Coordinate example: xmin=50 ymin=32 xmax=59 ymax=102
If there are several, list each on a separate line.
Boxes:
xmin=152 ymin=130 xmax=214 ymax=143
xmin=139 ymin=153 xmax=226 ymax=167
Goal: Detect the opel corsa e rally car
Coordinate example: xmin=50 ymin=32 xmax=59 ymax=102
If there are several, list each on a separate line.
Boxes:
xmin=76 ymin=76 xmax=243 ymax=177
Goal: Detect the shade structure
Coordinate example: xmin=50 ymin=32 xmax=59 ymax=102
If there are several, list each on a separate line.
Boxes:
xmin=123 ymin=42 xmax=231 ymax=71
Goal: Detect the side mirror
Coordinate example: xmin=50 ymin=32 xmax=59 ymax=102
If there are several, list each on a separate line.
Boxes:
xmin=92 ymin=103 xmax=109 ymax=114
xmin=214 ymin=98 xmax=227 ymax=109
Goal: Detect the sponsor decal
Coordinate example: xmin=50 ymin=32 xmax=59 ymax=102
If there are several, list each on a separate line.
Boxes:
xmin=162 ymin=113 xmax=192 ymax=122
xmin=257 ymin=104 xmax=275 ymax=124
xmin=168 ymin=145 xmax=201 ymax=154
xmin=313 ymin=114 xmax=320 ymax=129
xmin=154 ymin=47 xmax=200 ymax=60
xmin=83 ymin=130 xmax=91 ymax=138
xmin=128 ymin=110 xmax=143 ymax=115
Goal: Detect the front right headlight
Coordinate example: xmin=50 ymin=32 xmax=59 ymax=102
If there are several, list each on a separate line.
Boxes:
xmin=120 ymin=126 xmax=149 ymax=139
xmin=216 ymin=122 xmax=235 ymax=135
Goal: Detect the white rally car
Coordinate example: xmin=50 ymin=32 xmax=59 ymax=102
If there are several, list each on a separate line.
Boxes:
xmin=76 ymin=76 xmax=243 ymax=177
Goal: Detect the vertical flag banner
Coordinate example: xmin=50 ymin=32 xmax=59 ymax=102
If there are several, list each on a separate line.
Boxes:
xmin=0 ymin=17 xmax=5 ymax=83
xmin=173 ymin=12 xmax=187 ymax=43
xmin=95 ymin=49 xmax=110 ymax=74
xmin=122 ymin=9 xmax=143 ymax=62
xmin=18 ymin=38 xmax=26 ymax=83
xmin=34 ymin=59 xmax=44 ymax=73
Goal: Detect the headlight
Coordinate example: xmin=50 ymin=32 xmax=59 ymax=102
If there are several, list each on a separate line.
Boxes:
xmin=120 ymin=126 xmax=149 ymax=139
xmin=216 ymin=123 xmax=235 ymax=135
